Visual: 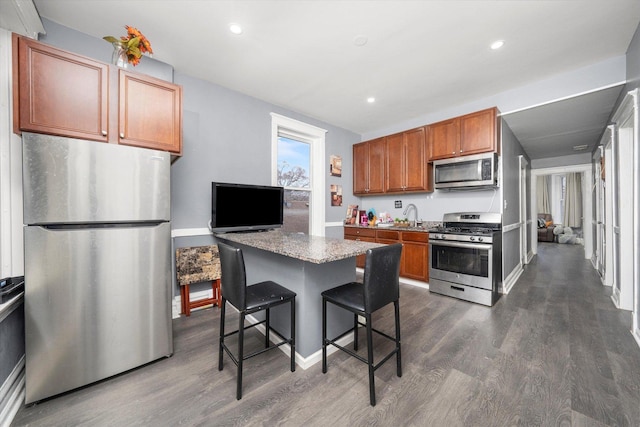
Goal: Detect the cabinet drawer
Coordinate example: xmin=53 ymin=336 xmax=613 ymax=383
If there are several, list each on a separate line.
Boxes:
xmin=402 ymin=231 xmax=429 ymax=243
xmin=376 ymin=230 xmax=400 ymax=240
xmin=344 ymin=227 xmax=376 ymax=238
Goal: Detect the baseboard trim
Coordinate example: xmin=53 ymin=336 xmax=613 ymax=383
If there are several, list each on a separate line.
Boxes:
xmin=244 ymin=313 xmax=352 ymax=370
xmin=632 ymin=328 xmax=640 ymax=350
xmin=502 ymin=264 xmax=523 ymax=294
xmin=611 ymin=287 xmax=621 ymax=308
xmin=0 ymin=356 xmax=25 ymax=427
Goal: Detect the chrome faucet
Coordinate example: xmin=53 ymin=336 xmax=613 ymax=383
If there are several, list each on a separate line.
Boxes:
xmin=403 ymin=203 xmax=418 ymax=227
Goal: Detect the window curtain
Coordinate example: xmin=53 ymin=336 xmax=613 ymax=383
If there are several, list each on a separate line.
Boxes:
xmin=536 ymin=175 xmax=551 ymax=214
xmin=563 ymin=172 xmax=582 ymax=227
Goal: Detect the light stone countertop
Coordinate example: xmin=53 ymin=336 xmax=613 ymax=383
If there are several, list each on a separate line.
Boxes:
xmin=215 ymin=230 xmax=385 ymax=264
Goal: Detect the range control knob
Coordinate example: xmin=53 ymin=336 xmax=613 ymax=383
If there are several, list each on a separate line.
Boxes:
xmin=478 ymin=237 xmax=484 ymax=242
xmin=470 ymin=236 xmax=475 ymax=241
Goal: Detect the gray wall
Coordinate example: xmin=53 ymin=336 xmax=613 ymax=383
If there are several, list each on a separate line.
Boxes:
xmin=500 ymin=120 xmax=531 ymax=279
xmin=171 ymin=72 xmax=359 ymax=232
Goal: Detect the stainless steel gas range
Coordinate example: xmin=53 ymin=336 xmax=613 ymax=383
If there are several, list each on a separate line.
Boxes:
xmin=428 ymin=212 xmax=502 ymax=306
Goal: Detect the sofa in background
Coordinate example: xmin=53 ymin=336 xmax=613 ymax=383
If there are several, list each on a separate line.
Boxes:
xmin=537 ymin=213 xmax=555 ymax=242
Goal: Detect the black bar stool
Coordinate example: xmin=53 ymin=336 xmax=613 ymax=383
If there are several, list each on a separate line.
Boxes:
xmin=217 ymin=242 xmax=296 ymax=400
xmin=322 ymin=243 xmax=402 ymax=406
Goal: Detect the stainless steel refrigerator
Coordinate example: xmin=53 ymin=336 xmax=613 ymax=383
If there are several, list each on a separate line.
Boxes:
xmin=22 ymin=132 xmax=173 ymax=404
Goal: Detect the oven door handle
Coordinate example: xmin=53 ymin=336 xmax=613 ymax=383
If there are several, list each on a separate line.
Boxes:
xmin=429 ymin=240 xmax=491 ymax=251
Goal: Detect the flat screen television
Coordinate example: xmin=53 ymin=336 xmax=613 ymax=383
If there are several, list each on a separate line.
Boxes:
xmin=211 ymin=182 xmax=284 ymax=233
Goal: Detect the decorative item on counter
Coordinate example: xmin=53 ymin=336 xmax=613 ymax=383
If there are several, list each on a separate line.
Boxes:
xmin=103 ymin=25 xmax=153 ymax=68
xmin=394 ymin=217 xmax=410 ymax=227
xmin=376 ymin=212 xmax=394 ymax=227
xmin=345 ymin=204 xmax=358 ymax=224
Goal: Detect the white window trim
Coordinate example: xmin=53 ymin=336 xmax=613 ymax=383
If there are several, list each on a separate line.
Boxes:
xmin=0 ymin=29 xmax=24 ymax=278
xmin=270 ymin=113 xmax=327 ymax=236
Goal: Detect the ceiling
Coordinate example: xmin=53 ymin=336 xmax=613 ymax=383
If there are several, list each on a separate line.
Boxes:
xmin=32 ymin=0 xmax=640 ymax=160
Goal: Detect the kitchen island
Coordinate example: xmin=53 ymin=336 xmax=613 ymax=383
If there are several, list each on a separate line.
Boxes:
xmin=215 ymin=230 xmax=384 ymax=368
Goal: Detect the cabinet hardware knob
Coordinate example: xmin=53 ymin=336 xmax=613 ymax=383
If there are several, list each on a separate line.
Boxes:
xmin=101 ymin=130 xmax=107 ymax=136
xmin=120 ymin=133 xmax=125 ymax=138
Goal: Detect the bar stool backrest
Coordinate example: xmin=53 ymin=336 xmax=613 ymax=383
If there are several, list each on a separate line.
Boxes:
xmin=362 ymin=243 xmax=402 ymax=313
xmin=218 ymin=242 xmax=248 ymax=311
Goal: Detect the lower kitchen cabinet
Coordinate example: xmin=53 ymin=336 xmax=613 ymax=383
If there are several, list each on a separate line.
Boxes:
xmin=344 ymin=227 xmax=429 ymax=282
xmin=400 ymin=231 xmax=429 ymax=282
xmin=343 ymin=227 xmax=376 ymax=268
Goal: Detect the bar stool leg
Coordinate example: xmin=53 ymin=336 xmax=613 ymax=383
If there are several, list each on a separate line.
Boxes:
xmin=395 ymin=300 xmax=402 ymax=377
xmin=265 ymin=308 xmax=270 ymax=348
xmin=353 ymin=313 xmax=359 ymax=351
xmin=218 ymin=298 xmax=226 ymax=371
xmin=366 ymin=313 xmax=376 ymax=406
xmin=322 ymin=298 xmax=327 ymax=374
xmin=290 ymin=297 xmax=296 ymax=372
xmin=237 ymin=312 xmax=245 ymax=400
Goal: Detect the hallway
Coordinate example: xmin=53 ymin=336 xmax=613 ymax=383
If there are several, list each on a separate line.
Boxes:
xmin=12 ymin=243 xmax=640 ymax=426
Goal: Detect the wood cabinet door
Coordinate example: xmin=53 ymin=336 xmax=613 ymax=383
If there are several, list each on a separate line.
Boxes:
xmin=459 ymin=107 xmax=497 ymax=156
xmin=385 ymin=132 xmax=404 ymax=192
xmin=353 ymin=142 xmax=369 ymax=194
xmin=429 ymin=118 xmax=459 ymax=160
xmin=17 ymin=36 xmax=109 ymax=142
xmin=403 ymin=127 xmax=427 ymax=191
xmin=344 ymin=229 xmax=376 ymax=268
xmin=401 ymin=242 xmax=429 ymax=281
xmin=367 ymin=137 xmax=386 ymax=194
xmin=118 ymin=70 xmax=183 ymax=154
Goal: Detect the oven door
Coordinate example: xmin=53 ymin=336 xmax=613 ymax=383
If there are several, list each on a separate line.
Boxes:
xmin=429 ymin=240 xmax=493 ymax=290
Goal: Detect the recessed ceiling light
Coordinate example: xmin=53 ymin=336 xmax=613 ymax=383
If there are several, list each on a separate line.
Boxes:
xmin=573 ymin=144 xmax=589 ymax=151
xmin=367 ymin=97 xmax=375 ymax=103
xmin=354 ymin=35 xmax=368 ymax=47
xmin=229 ymin=23 xmax=243 ymax=35
xmin=490 ymin=40 xmax=505 ymax=50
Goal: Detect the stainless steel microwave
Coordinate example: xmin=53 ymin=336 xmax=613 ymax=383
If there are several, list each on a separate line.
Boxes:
xmin=433 ymin=152 xmax=499 ymax=190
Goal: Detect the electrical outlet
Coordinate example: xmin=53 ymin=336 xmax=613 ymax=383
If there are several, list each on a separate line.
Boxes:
xmin=504 ymin=200 xmax=508 ymax=210
xmin=395 ymin=200 xmax=402 ymax=208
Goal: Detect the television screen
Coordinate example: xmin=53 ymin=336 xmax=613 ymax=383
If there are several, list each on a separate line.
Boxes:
xmin=211 ymin=182 xmax=284 ymax=233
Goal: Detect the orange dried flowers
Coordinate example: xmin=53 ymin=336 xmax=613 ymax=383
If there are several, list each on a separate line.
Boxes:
xmin=103 ymin=25 xmax=153 ymax=66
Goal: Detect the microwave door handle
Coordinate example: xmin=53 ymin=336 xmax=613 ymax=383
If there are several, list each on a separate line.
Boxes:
xmin=478 ymin=160 xmax=482 ymax=178
xmin=429 ymin=240 xmax=492 ymax=251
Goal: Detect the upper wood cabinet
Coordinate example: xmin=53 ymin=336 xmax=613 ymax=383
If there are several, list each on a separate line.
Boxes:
xmin=13 ymin=34 xmax=183 ymax=155
xmin=353 ymin=137 xmax=385 ymax=195
xmin=385 ymin=127 xmax=432 ymax=193
xmin=14 ymin=34 xmax=110 ymax=142
xmin=429 ymin=107 xmax=498 ymax=160
xmin=118 ymin=70 xmax=182 ymax=154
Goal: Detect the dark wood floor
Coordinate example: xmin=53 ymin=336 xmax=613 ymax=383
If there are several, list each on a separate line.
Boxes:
xmin=12 ymin=243 xmax=640 ymax=426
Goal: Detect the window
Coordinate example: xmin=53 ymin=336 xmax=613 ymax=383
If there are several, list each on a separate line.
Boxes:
xmin=271 ymin=113 xmax=326 ymax=235
xmin=277 ymin=136 xmax=310 ymax=233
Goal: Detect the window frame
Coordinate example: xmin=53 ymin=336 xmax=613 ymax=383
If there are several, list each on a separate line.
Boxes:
xmin=270 ymin=113 xmax=326 ymax=236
